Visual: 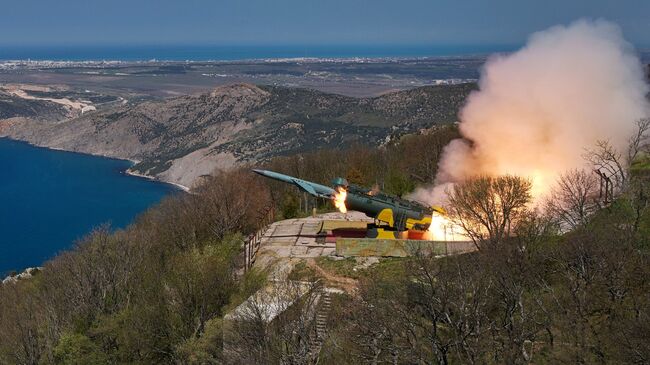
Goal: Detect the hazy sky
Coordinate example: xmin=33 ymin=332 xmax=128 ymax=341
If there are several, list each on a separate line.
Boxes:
xmin=1 ymin=0 xmax=648 ymax=47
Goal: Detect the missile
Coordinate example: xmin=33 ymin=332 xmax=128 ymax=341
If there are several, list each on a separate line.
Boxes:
xmin=252 ymin=169 xmax=335 ymax=199
xmin=253 ymin=169 xmax=444 ymax=233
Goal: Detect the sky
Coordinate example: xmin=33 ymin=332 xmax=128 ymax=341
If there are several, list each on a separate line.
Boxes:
xmin=0 ymin=0 xmax=648 ymax=47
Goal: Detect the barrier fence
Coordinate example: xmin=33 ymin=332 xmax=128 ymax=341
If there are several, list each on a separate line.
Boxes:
xmin=244 ymin=206 xmax=275 ymax=271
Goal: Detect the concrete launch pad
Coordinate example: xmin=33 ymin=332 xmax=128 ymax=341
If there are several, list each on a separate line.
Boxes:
xmin=252 ymin=211 xmax=476 ymax=271
xmin=254 ymin=211 xmax=374 ymax=262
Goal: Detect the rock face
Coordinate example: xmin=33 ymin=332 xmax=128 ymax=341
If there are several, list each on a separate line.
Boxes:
xmin=0 ymin=83 xmax=473 ymax=188
xmin=2 ymin=267 xmax=42 ymax=284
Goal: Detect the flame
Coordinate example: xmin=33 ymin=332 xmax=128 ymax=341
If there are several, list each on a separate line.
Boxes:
xmin=333 ymin=187 xmax=347 ymax=213
xmin=528 ymin=169 xmax=552 ymax=202
xmin=368 ymin=184 xmax=380 ymax=196
xmin=425 ymin=212 xmax=468 ymax=241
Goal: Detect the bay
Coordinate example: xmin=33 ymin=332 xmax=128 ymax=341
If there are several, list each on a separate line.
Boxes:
xmin=0 ymin=138 xmax=177 ymax=275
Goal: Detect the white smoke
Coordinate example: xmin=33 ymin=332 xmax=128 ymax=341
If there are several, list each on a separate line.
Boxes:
xmin=411 ymin=19 xmax=649 ymax=205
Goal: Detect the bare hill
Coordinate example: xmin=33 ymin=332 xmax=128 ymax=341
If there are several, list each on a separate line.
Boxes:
xmin=0 ymin=83 xmax=473 ymax=187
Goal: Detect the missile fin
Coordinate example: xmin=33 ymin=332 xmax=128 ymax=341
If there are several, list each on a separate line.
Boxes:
xmin=293 ymin=179 xmax=332 ymax=198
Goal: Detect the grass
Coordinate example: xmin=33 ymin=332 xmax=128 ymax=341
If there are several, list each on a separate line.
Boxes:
xmin=314 ymin=257 xmax=359 ymax=278
xmin=630 ymin=152 xmax=650 ymax=176
xmin=631 ymin=156 xmax=650 ymax=172
xmin=287 ymin=261 xmax=318 ymax=281
xmin=314 ymin=256 xmax=407 ymax=280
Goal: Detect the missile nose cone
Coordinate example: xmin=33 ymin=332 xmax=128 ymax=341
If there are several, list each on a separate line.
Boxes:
xmin=252 ymin=168 xmax=281 ymax=180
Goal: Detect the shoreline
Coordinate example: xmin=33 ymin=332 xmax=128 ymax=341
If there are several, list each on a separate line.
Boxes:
xmin=0 ymin=136 xmax=190 ymax=275
xmin=125 ymin=168 xmax=190 ymax=192
xmin=0 ymin=53 xmax=497 ymax=65
xmin=0 ymin=136 xmax=191 ymax=192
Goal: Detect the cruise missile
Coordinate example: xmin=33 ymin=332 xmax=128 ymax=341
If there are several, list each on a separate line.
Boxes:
xmin=252 ymin=169 xmax=335 ymax=199
xmin=253 ymin=169 xmax=446 ymax=236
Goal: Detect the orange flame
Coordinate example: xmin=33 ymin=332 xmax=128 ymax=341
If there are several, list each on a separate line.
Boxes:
xmin=426 ymin=212 xmax=468 ymax=241
xmin=333 ymin=187 xmax=347 ymax=213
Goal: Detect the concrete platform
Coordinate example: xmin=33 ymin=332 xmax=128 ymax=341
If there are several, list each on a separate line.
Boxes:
xmin=253 ymin=212 xmax=374 ymax=270
xmin=251 ymin=211 xmax=477 ymax=273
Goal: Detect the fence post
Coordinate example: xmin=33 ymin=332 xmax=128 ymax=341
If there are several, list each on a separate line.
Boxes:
xmin=245 ymin=206 xmax=275 ymax=272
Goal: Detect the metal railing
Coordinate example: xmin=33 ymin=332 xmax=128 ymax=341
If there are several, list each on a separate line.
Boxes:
xmin=244 ymin=206 xmax=275 ymax=271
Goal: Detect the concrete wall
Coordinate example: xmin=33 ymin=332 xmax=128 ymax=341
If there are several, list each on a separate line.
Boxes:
xmin=335 ymin=238 xmax=476 ymax=257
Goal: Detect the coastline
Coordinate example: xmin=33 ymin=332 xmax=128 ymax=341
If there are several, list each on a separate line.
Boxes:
xmin=0 ymin=136 xmax=185 ymax=275
xmin=125 ymin=168 xmax=190 ymax=192
xmin=0 ymin=47 xmax=504 ymax=64
xmin=0 ymin=136 xmax=190 ymax=192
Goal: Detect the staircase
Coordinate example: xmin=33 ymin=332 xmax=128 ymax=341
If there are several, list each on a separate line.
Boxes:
xmin=308 ymin=290 xmax=332 ymax=363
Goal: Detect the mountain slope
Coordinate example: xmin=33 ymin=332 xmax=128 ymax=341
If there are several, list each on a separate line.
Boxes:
xmin=0 ymin=89 xmax=71 ymax=122
xmin=0 ymin=83 xmax=474 ymax=187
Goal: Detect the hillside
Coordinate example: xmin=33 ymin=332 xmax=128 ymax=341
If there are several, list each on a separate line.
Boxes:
xmin=0 ymin=89 xmax=71 ymax=122
xmin=0 ymin=83 xmax=474 ymax=187
xmin=1 ymin=137 xmax=648 ymax=364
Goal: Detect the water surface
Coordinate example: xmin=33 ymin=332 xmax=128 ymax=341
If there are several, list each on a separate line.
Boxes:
xmin=0 ymin=44 xmax=516 ymax=61
xmin=0 ymin=138 xmax=177 ymax=275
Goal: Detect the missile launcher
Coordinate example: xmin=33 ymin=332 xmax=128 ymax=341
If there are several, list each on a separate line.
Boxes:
xmin=253 ymin=169 xmax=445 ymax=239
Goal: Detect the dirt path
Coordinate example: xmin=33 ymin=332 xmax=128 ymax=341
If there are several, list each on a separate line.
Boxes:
xmin=305 ymin=258 xmax=359 ymax=294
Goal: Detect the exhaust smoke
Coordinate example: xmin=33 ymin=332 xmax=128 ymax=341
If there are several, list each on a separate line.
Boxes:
xmin=411 ymin=19 xmax=649 ymax=205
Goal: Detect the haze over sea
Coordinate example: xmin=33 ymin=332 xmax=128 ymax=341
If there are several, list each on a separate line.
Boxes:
xmin=0 ymin=138 xmax=176 ymax=275
xmin=0 ymin=44 xmax=517 ymax=61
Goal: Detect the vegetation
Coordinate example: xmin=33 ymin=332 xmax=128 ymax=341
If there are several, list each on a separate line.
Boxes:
xmin=1 ymin=126 xmax=649 ymax=364
xmin=0 ymin=169 xmax=272 ymax=364
xmin=0 ymin=90 xmax=70 ymax=121
xmin=322 ymin=213 xmax=650 ymax=364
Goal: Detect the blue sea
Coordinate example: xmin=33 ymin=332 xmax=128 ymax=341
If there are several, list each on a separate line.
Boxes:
xmin=0 ymin=44 xmax=516 ymax=61
xmin=0 ymin=138 xmax=177 ymax=275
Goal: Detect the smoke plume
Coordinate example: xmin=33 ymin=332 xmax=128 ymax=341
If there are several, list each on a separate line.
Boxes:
xmin=412 ymin=19 xmax=649 ymax=205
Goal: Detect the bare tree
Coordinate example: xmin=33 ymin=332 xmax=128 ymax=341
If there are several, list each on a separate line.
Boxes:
xmin=545 ymin=169 xmax=600 ymax=229
xmin=627 ymin=118 xmax=650 ymax=168
xmin=337 ymin=288 xmax=416 ymax=364
xmin=447 ymin=175 xmax=532 ymax=247
xmin=587 ymin=139 xmax=629 ymax=197
xmin=586 ymin=118 xmax=650 ymax=194
xmin=408 ymin=253 xmax=494 ymax=365
xmin=197 ymin=169 xmax=273 ymax=240
xmin=0 ymin=283 xmax=47 ymax=365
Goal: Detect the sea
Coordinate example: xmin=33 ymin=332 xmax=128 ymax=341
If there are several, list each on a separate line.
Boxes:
xmin=0 ymin=44 xmax=517 ymax=61
xmin=0 ymin=138 xmax=177 ymax=275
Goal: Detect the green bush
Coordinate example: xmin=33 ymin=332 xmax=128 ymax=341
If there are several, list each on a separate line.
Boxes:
xmin=53 ymin=333 xmax=109 ymax=365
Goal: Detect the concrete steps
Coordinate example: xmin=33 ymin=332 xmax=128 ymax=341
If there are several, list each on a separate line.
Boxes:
xmin=309 ymin=290 xmax=333 ymax=363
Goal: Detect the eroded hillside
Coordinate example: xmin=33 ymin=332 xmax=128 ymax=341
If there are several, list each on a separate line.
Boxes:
xmin=0 ymin=83 xmax=474 ymax=187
